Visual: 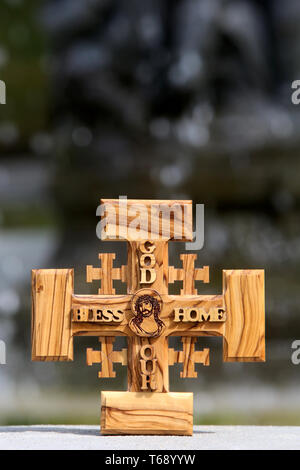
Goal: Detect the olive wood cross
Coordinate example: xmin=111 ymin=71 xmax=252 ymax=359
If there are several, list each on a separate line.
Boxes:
xmin=31 ymin=199 xmax=265 ymax=434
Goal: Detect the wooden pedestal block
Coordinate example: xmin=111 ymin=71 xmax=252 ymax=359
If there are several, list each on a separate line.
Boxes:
xmin=101 ymin=391 xmax=193 ymax=435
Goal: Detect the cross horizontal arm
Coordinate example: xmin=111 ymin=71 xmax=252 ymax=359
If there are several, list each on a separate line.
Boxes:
xmin=168 ymin=348 xmax=209 ymax=367
xmin=161 ymin=294 xmax=226 ymax=337
xmin=169 ymin=263 xmax=209 ymax=283
xmin=71 ymin=292 xmax=225 ymax=338
xmin=86 ymin=348 xmax=128 ymax=367
xmin=86 ymin=348 xmax=101 ymax=366
xmin=71 ymin=294 xmax=133 ymax=337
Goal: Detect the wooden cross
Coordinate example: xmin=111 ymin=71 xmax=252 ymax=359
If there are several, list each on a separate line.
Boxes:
xmin=31 ymin=199 xmax=265 ymax=436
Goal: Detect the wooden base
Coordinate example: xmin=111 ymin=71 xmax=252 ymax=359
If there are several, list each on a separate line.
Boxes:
xmin=101 ymin=391 xmax=193 ymax=435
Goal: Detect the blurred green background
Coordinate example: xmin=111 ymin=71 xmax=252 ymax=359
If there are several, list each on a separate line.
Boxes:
xmin=0 ymin=0 xmax=300 ymax=426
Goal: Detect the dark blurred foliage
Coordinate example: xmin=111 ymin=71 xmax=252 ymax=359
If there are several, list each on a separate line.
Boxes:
xmin=1 ymin=0 xmax=300 ymax=423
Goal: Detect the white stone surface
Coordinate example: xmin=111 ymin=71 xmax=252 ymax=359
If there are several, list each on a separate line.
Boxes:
xmin=0 ymin=425 xmax=299 ymax=450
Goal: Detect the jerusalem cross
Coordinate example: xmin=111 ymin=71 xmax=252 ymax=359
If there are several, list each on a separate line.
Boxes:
xmin=31 ymin=199 xmax=265 ymax=435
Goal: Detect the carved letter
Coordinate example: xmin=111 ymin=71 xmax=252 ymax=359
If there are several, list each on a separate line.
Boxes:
xmin=140 ymin=358 xmax=157 ymax=375
xmin=140 ymin=345 xmax=155 ymax=360
xmin=140 ymin=241 xmax=156 ymax=253
xmin=140 ymin=268 xmax=156 ymax=284
xmin=186 ymin=308 xmax=200 ymax=322
xmin=140 ymin=253 xmax=156 ymax=268
xmin=141 ymin=373 xmax=157 ymax=391
xmin=174 ymin=308 xmax=186 ymax=322
xmin=112 ymin=310 xmax=124 ymax=322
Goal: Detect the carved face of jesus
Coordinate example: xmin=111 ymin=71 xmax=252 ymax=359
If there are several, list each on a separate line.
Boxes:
xmin=139 ymin=300 xmax=153 ymax=317
xmin=129 ymin=290 xmax=165 ymax=337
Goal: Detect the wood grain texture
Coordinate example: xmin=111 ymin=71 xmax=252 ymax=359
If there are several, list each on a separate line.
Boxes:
xmin=71 ymin=294 xmax=131 ymax=336
xmin=169 ymin=255 xmax=209 ymax=295
xmin=223 ymin=269 xmax=265 ymax=362
xmin=31 ymin=198 xmax=266 ymax=436
xmin=127 ymin=240 xmax=169 ymax=294
xmin=168 ymin=252 xmax=210 ymax=376
xmin=101 ymin=391 xmax=193 ymax=435
xmin=86 ymin=337 xmax=127 ymax=378
xmin=86 ymin=252 xmax=127 ymax=371
xmin=31 ymin=269 xmax=73 ymax=361
xmin=169 ymin=338 xmax=209 ymax=377
xmin=127 ymin=336 xmax=169 ymax=392
xmin=87 ymin=253 xmax=127 ymax=294
xmin=71 ymin=293 xmax=225 ymax=338
xmin=99 ymin=199 xmax=193 ymax=241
